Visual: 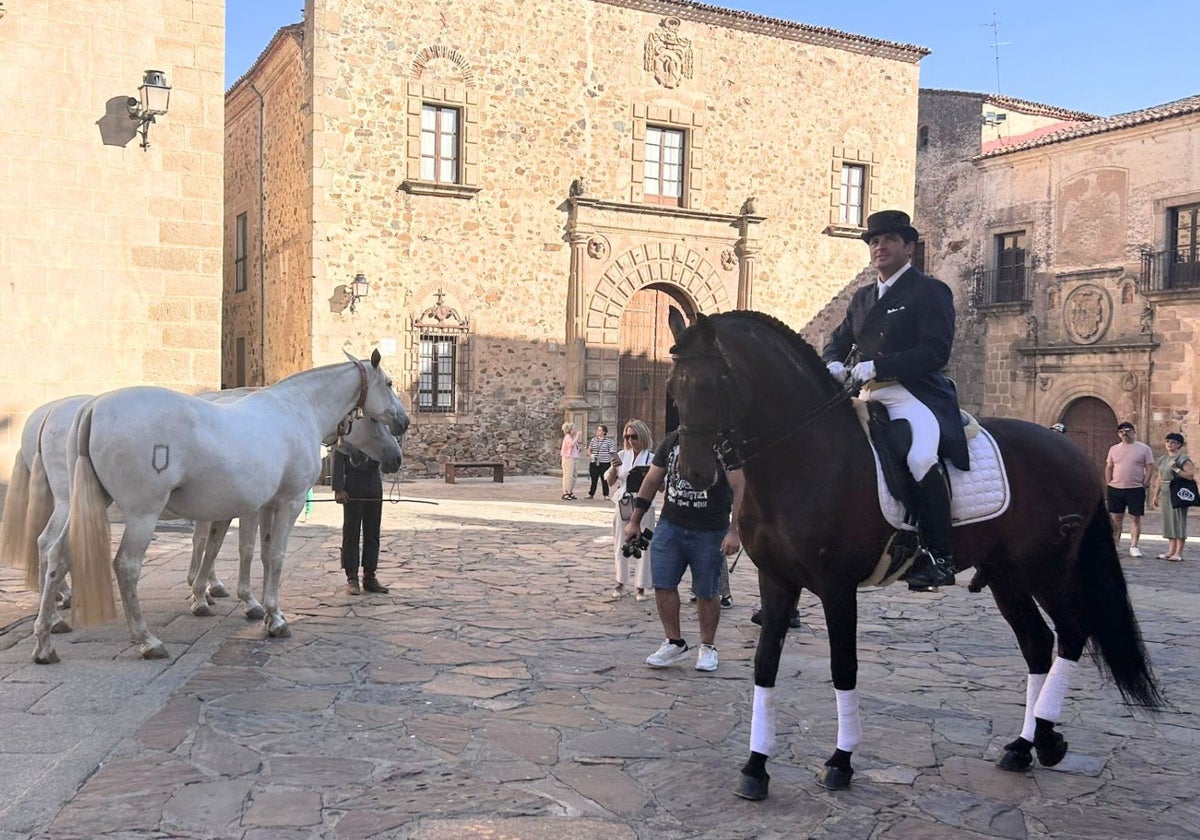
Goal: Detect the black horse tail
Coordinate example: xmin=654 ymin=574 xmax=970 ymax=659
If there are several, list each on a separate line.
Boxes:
xmin=1075 ymin=499 xmax=1163 ymax=708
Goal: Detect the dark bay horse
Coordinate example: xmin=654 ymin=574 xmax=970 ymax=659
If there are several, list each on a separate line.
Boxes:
xmin=665 ymin=309 xmax=1161 ymax=799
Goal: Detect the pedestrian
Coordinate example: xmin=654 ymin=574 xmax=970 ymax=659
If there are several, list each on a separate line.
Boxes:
xmin=623 ymin=428 xmax=744 ymax=672
xmin=560 ymin=422 xmax=581 ymax=500
xmin=606 ymin=419 xmax=656 ymax=600
xmin=333 ymin=444 xmax=388 ymax=594
xmin=821 ymin=209 xmax=967 ymax=590
xmin=585 ymin=424 xmax=615 ymax=500
xmin=1150 ymin=432 xmax=1194 ymax=561
xmin=1105 ymin=421 xmax=1155 ymax=558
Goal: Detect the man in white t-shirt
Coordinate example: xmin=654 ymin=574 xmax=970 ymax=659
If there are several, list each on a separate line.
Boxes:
xmin=1105 ymin=421 xmax=1155 ymax=557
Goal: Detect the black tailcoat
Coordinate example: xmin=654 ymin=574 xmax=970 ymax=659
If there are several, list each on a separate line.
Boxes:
xmin=821 ymin=267 xmax=969 ymax=470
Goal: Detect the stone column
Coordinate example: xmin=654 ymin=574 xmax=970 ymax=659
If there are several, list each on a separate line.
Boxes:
xmin=562 ymin=226 xmax=590 ymax=413
xmin=736 ymin=216 xmax=760 ymax=310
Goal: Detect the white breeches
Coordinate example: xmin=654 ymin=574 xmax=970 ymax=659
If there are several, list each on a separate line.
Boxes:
xmin=863 ymin=383 xmax=940 ymax=480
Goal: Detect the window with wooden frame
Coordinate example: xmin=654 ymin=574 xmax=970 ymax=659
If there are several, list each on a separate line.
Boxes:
xmin=417 ymin=334 xmax=458 ymax=413
xmin=643 ymin=126 xmax=686 ymax=206
xmin=995 ymin=230 xmax=1028 ymax=303
xmin=420 ymin=104 xmax=460 ymax=185
xmin=839 ymin=164 xmax=867 ymax=227
xmin=1170 ymin=203 xmax=1200 ymax=288
xmin=234 ymin=212 xmax=247 ymax=293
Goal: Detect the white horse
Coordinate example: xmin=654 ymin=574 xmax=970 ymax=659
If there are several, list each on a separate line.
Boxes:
xmin=46 ymin=351 xmax=406 ymax=664
xmin=2 ymin=390 xmax=259 ymax=639
xmin=184 ymin=412 xmax=407 ymax=622
xmin=0 ymin=395 xmax=90 ymax=634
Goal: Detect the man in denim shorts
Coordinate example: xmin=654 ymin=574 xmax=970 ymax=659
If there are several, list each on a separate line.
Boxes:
xmin=622 ymin=429 xmax=744 ymax=672
xmin=1105 ymin=421 xmax=1155 ymax=557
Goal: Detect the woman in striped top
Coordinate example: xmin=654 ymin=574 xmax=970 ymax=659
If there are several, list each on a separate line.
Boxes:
xmin=586 ymin=425 xmax=615 ymax=499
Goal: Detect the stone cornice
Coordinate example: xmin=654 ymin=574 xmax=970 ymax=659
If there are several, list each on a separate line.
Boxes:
xmin=567 ymin=196 xmax=764 ymax=227
xmin=1016 ymin=338 xmax=1158 ymax=357
xmin=591 ymin=0 xmax=928 ymax=63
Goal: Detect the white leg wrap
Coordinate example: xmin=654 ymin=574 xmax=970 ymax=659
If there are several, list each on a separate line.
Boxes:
xmin=1032 ymin=658 xmax=1077 ymax=724
xmin=835 ymin=688 xmax=862 ymax=753
xmin=750 ymin=685 xmax=777 ymax=756
xmin=1020 ymin=673 xmax=1048 ymax=742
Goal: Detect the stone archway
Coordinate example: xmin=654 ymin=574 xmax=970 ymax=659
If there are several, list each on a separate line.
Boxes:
xmin=583 ymin=242 xmax=732 ymax=439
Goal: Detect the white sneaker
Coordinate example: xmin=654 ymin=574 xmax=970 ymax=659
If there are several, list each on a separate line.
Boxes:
xmin=609 ymin=584 xmax=625 ymax=598
xmin=1128 ymin=546 xmax=1143 ymax=558
xmin=695 ymin=644 xmax=718 ymax=672
xmin=646 ymin=640 xmax=691 ymax=668
xmin=635 ymin=589 xmax=649 ymax=601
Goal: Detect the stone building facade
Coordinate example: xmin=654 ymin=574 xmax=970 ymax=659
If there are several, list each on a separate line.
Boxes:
xmin=225 ymin=0 xmax=928 ymax=477
xmin=0 ymin=0 xmax=226 ymax=480
xmin=915 ymin=89 xmax=1200 ymax=474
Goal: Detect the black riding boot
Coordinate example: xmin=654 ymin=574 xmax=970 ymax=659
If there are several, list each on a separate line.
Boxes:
xmin=908 ymin=463 xmax=957 ymax=590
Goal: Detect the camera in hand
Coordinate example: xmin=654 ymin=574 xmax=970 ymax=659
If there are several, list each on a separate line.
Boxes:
xmin=621 ymin=528 xmax=654 ymax=559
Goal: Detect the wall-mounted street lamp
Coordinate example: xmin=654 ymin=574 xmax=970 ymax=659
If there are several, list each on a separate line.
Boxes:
xmin=127 ymin=70 xmax=172 ymax=150
xmin=348 ymin=272 xmax=370 ymax=312
xmin=329 ymin=273 xmax=371 ymax=314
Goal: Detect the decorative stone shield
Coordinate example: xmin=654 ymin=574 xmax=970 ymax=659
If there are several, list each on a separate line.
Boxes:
xmin=644 ymin=18 xmax=693 ymax=89
xmin=1063 ymin=284 xmax=1111 ymax=345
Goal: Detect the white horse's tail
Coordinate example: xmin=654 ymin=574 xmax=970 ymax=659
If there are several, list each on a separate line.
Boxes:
xmin=21 ymin=452 xmax=55 ymax=590
xmin=67 ymin=406 xmax=116 ymax=626
xmin=0 ymin=453 xmax=32 ymax=574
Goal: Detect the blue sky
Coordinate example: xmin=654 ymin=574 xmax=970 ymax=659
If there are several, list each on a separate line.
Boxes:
xmin=226 ymin=1 xmax=1196 ymax=117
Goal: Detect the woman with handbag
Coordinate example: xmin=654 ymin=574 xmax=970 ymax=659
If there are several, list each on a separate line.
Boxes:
xmin=605 ymin=419 xmax=656 ymax=600
xmin=1151 ymin=432 xmax=1196 ymax=561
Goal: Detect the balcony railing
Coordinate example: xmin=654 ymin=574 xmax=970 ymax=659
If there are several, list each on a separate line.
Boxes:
xmin=1141 ymin=248 xmax=1200 ymax=292
xmin=972 ymin=265 xmax=1030 ymax=307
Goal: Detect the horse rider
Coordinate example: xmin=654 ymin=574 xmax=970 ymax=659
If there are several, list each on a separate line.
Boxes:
xmin=821 ymin=210 xmax=969 ymax=590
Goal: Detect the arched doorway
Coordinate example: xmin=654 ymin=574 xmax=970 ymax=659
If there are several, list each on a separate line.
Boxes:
xmin=618 ymin=284 xmax=694 ymax=442
xmin=1061 ymin=396 xmax=1118 ymax=481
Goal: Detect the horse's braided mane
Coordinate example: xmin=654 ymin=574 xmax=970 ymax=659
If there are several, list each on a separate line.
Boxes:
xmin=714 ymin=310 xmax=834 ymax=385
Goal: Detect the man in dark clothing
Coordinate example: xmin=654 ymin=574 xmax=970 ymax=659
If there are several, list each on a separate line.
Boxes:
xmin=821 ymin=209 xmax=967 ymax=590
xmin=332 ymin=446 xmax=388 ymax=594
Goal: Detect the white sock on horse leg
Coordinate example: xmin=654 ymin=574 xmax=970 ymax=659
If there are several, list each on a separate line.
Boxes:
xmin=750 ymin=685 xmax=776 ymax=756
xmin=1020 ymin=672 xmax=1048 ymax=742
xmin=1032 ymin=658 xmax=1078 ymax=723
xmin=835 ymin=688 xmax=862 ymax=753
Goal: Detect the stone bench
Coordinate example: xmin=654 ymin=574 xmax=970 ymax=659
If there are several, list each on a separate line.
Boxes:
xmin=445 ymin=461 xmax=504 ymax=484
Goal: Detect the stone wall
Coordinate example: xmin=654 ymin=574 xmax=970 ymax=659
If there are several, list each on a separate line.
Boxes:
xmin=0 ymin=0 xmax=225 ymax=479
xmin=229 ymin=0 xmax=926 ymax=476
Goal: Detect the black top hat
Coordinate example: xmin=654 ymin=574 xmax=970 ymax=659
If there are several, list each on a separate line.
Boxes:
xmin=861 ymin=210 xmax=919 ymax=243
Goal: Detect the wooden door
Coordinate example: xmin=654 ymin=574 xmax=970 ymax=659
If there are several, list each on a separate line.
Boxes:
xmin=1061 ymin=396 xmax=1118 ymax=482
xmin=618 ymin=286 xmax=688 ymax=442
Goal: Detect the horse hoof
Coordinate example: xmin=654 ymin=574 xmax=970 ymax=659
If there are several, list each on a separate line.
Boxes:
xmin=207 ymin=583 xmax=230 ymax=598
xmin=49 ymin=618 xmax=73 ymax=635
xmin=734 ymin=772 xmax=770 ymax=801
xmin=998 ymin=748 xmax=1033 ymax=771
xmin=140 ymin=643 xmax=169 ymax=660
xmin=817 ymin=765 xmax=853 ymax=791
xmin=1035 ymin=733 xmax=1068 ymax=767
xmin=244 ymin=605 xmax=265 ymax=621
xmin=266 ymin=621 xmax=290 ymax=638
xmin=56 ymin=593 xmax=72 ymax=608
xmin=33 ymin=650 xmax=60 ymax=665
xmin=191 ymin=602 xmax=214 ymax=618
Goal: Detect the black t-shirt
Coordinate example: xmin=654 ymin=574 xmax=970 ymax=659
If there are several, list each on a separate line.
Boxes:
xmin=653 ymin=430 xmax=733 ymax=532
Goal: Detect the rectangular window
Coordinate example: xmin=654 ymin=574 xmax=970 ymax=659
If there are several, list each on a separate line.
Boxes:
xmin=995 ymin=231 xmax=1027 ymax=303
xmin=418 ymin=335 xmax=457 ymax=413
xmin=235 ymin=213 xmax=248 ymax=293
xmin=420 ymin=104 xmax=460 ymax=184
xmin=235 ymin=337 xmax=246 ymax=387
xmin=839 ymin=164 xmax=866 ymax=227
xmin=643 ymin=126 xmax=685 ymax=206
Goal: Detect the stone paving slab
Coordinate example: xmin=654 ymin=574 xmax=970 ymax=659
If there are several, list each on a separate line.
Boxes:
xmin=0 ymin=476 xmax=1197 ymax=838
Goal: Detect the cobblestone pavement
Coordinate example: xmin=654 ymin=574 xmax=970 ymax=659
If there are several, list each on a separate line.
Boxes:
xmin=1 ymin=476 xmax=1197 ymax=839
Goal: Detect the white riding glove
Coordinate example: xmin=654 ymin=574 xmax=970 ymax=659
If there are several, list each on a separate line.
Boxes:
xmin=826 ymin=361 xmax=849 ymax=383
xmin=851 ymin=360 xmax=876 ymax=383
